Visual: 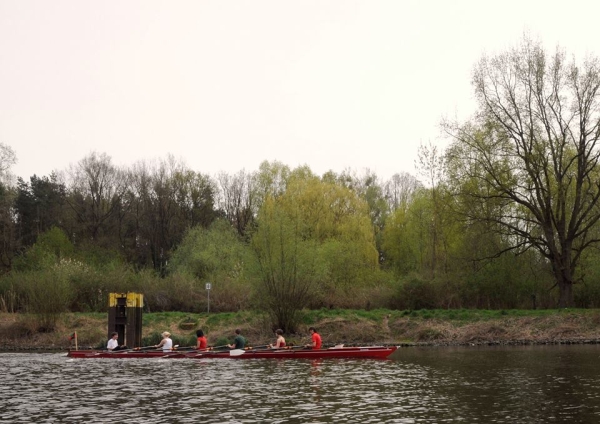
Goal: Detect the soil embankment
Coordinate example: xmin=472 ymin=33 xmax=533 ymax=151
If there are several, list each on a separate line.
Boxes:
xmin=1 ymin=310 xmax=600 ymax=351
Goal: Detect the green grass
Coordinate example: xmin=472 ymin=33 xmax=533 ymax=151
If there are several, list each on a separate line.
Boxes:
xmin=386 ymin=308 xmax=584 ymax=322
xmin=91 ymin=308 xmax=595 ymax=331
xmin=301 ymin=308 xmax=391 ymax=324
xmin=143 ymin=311 xmax=191 ymax=326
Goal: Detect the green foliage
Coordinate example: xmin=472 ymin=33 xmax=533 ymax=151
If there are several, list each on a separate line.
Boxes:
xmin=574 ymin=249 xmax=600 ymax=308
xmin=13 ymin=227 xmax=74 ymax=272
xmin=16 ymin=270 xmax=72 ymax=331
xmin=214 ymin=337 xmax=231 ymax=346
xmin=390 ymin=276 xmax=439 ymax=310
xmin=382 ymin=197 xmax=424 ymax=274
xmin=301 ymin=308 xmax=392 ymax=324
xmin=205 ymin=312 xmax=239 ymax=327
xmin=8 ymin=149 xmax=600 ymax=313
xmin=443 ymin=38 xmax=600 ymax=307
xmin=254 ymin=160 xmax=292 ymax=204
xmin=73 ymin=243 xmax=125 ymax=271
xmin=167 ymin=219 xmax=254 ymax=312
xmin=250 ymin=176 xmax=381 ymax=331
xmin=15 ymin=173 xmax=66 ymax=251
xmin=138 ymin=272 xmax=200 ymax=312
xmin=250 ymin=199 xmax=325 ymax=332
xmin=142 ymin=332 xmax=164 ymax=346
xmin=168 ymin=218 xmax=249 ymax=281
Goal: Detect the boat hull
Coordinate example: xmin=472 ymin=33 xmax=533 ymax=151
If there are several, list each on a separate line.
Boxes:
xmin=66 ymin=346 xmax=397 ymax=360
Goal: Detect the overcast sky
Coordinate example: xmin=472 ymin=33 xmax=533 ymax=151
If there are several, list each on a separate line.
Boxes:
xmin=1 ymin=1 xmax=599 ymax=183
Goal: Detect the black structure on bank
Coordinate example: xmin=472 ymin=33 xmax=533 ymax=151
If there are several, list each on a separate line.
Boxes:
xmin=107 ymin=293 xmax=143 ymax=348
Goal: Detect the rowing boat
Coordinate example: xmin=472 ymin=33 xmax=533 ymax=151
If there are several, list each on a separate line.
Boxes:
xmin=66 ymin=345 xmax=397 ymax=359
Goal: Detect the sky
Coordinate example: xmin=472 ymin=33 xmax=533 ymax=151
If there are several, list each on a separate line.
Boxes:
xmin=1 ymin=1 xmax=599 ymax=183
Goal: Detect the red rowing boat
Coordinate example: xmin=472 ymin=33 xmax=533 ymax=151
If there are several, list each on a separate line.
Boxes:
xmin=67 ymin=345 xmax=397 ymax=359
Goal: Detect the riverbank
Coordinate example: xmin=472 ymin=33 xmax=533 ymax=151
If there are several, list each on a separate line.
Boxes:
xmin=2 ymin=308 xmax=600 ymax=351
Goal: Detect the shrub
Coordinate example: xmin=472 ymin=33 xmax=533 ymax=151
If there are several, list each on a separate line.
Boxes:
xmin=19 ymin=270 xmax=71 ymax=332
xmin=389 ymin=275 xmax=439 ymax=310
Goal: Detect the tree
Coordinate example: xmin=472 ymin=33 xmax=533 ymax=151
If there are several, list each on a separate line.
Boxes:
xmin=0 ymin=143 xmax=18 ymax=271
xmin=323 ymin=169 xmax=390 ymax=264
xmin=13 ymin=227 xmax=75 ymax=272
xmin=15 ymin=174 xmax=66 ymax=248
xmin=0 ymin=142 xmax=16 ymax=186
xmin=168 ymin=218 xmax=248 ymax=282
xmin=216 ymin=169 xmax=256 ymax=238
xmin=128 ymin=156 xmax=215 ymax=273
xmin=417 ymin=142 xmax=446 ymax=278
xmin=172 ymin=169 xmax=217 ymax=229
xmin=66 ymin=152 xmax=129 ymax=243
xmin=444 ymin=37 xmax=600 ymax=307
xmin=382 ymin=172 xmax=421 ymax=213
xmin=168 ymin=218 xmax=251 ymax=312
xmin=250 ymin=196 xmax=326 ymax=332
xmin=382 ymin=189 xmax=430 ymax=275
xmin=0 ymin=182 xmax=16 ymax=271
xmin=250 ymin=176 xmax=379 ymax=330
xmin=254 ymin=160 xmax=291 ymax=204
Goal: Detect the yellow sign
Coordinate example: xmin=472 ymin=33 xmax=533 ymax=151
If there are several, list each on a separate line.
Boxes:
xmin=109 ymin=292 xmax=144 ymax=308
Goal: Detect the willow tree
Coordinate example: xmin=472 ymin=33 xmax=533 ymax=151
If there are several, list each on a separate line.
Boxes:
xmin=445 ymin=37 xmax=600 ymax=307
xmin=250 ymin=175 xmax=378 ymax=332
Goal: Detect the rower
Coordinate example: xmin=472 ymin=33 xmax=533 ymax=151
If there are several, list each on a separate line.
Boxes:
xmin=227 ymin=329 xmax=246 ymax=350
xmin=154 ymin=331 xmax=173 ymax=352
xmin=306 ymin=327 xmax=322 ymax=349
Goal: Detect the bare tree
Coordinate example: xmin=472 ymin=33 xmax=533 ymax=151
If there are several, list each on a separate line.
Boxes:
xmin=445 ymin=37 xmax=600 ymax=307
xmin=216 ymin=170 xmax=256 ymax=237
xmin=383 ymin=172 xmax=421 ymax=213
xmin=66 ymin=152 xmax=129 ymax=242
xmin=0 ymin=142 xmax=17 ymax=186
xmin=417 ymin=142 xmax=446 ymax=278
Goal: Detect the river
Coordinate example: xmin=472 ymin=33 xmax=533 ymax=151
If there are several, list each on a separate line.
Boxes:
xmin=1 ymin=345 xmax=600 ymax=423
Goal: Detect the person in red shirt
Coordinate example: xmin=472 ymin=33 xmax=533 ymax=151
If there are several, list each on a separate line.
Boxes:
xmin=196 ymin=329 xmax=208 ymax=349
xmin=307 ymin=327 xmax=322 ymax=349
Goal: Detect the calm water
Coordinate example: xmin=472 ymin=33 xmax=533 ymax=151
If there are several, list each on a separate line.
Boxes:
xmin=1 ymin=345 xmax=600 ymax=423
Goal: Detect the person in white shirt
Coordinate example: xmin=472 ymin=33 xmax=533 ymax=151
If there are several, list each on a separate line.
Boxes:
xmin=107 ymin=332 xmax=127 ymax=351
xmin=155 ymin=332 xmax=173 ymax=352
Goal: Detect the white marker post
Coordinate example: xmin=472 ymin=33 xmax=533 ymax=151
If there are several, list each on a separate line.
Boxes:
xmin=206 ymin=282 xmax=211 ymax=313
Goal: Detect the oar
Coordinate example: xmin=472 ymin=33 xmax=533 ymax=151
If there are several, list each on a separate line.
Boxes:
xmin=190 ymin=347 xmax=281 ymax=358
xmin=245 ymin=345 xmax=291 ymax=352
xmin=186 ymin=345 xmax=237 ymax=358
xmin=227 ymin=346 xmax=292 ymax=356
xmin=190 ymin=344 xmax=230 ymax=353
xmin=154 ymin=344 xmax=180 ymax=356
xmin=111 ymin=346 xmax=155 ymax=354
xmin=206 ymin=344 xmax=230 ymax=350
xmin=170 ymin=345 xmax=196 ymax=351
xmin=93 ymin=346 xmax=149 ymax=356
xmin=244 ymin=344 xmax=270 ymax=350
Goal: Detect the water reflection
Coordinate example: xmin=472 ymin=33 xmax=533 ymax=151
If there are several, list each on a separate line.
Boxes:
xmin=1 ymin=345 xmax=600 ymax=423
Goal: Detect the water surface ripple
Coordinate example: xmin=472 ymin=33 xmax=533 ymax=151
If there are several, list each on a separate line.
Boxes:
xmin=1 ymin=345 xmax=600 ymax=423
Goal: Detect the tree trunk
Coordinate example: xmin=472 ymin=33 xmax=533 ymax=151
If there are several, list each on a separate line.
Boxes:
xmin=551 ymin=247 xmax=575 ymax=308
xmin=557 ymin=278 xmax=574 ymax=308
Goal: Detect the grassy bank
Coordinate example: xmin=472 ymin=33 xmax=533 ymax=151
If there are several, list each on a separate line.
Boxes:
xmin=2 ymin=308 xmax=600 ymax=351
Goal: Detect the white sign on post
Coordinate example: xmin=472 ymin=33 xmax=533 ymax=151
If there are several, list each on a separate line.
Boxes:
xmin=205 ymin=283 xmax=211 ymax=290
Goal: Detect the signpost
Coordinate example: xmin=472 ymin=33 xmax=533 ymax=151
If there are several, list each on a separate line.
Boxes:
xmin=205 ymin=282 xmax=211 ymax=313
